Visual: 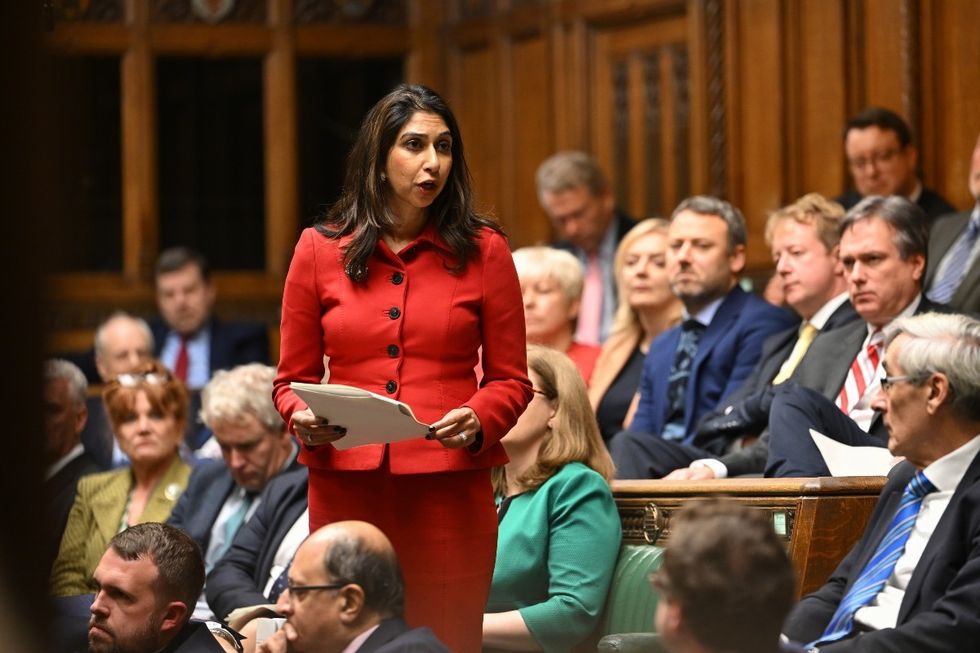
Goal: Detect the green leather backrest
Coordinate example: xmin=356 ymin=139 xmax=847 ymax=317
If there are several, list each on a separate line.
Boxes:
xmin=600 ymin=544 xmax=666 ymax=635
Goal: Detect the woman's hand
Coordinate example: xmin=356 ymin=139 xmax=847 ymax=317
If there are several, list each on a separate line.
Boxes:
xmin=429 ymin=407 xmax=482 ymax=449
xmin=290 ymin=408 xmax=347 ymax=447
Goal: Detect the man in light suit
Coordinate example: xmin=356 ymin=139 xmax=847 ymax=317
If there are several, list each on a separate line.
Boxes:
xmin=610 ymin=195 xmax=797 ymax=479
xmin=784 ymin=312 xmax=980 ymax=652
xmin=168 ymin=364 xmax=298 ymax=619
xmin=924 ymin=131 xmax=980 ymax=314
xmin=765 ymin=196 xmax=953 ymax=477
xmin=256 ymin=521 xmax=449 ymax=653
xmin=665 ymin=193 xmax=857 ymax=480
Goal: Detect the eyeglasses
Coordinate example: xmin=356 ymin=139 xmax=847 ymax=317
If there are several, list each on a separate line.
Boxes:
xmin=848 ymin=148 xmax=900 ymax=171
xmin=115 ymin=372 xmax=171 ymax=388
xmin=880 ymin=373 xmax=929 ymax=391
xmin=285 ymin=581 xmax=348 ymax=599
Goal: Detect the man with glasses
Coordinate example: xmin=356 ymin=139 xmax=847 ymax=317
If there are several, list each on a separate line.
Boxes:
xmin=784 ymin=312 xmax=980 ymax=653
xmin=255 ymin=521 xmax=448 ymax=653
xmin=837 ymin=107 xmax=954 ymax=224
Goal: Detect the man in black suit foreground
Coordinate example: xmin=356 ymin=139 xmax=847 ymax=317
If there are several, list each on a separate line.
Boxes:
xmin=785 ymin=312 xmax=980 ymax=652
xmin=256 ymin=521 xmax=449 ymax=653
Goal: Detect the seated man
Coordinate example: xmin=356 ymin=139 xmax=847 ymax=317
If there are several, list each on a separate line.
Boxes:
xmin=651 ymin=499 xmax=798 ymax=653
xmin=255 ymin=521 xmax=449 ymax=653
xmin=83 ymin=523 xmax=239 ymax=653
xmin=784 ymin=312 xmax=980 ymax=652
xmin=168 ymin=364 xmax=299 ymax=618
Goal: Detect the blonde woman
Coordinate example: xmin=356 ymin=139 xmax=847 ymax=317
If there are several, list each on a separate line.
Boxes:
xmin=589 ymin=219 xmax=683 ymax=440
xmin=483 ymin=345 xmax=621 ymax=652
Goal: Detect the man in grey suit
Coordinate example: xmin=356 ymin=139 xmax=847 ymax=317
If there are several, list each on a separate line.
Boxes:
xmin=765 ymin=196 xmax=952 ymax=477
xmin=924 ymin=131 xmax=980 ymax=314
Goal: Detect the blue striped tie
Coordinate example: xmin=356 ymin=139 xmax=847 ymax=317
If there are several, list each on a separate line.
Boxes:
xmin=812 ymin=471 xmax=936 ymax=646
xmin=927 ymin=212 xmax=980 ymax=304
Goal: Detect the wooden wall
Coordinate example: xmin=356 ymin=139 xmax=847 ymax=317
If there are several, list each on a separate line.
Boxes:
xmin=44 ymin=0 xmax=980 ymax=352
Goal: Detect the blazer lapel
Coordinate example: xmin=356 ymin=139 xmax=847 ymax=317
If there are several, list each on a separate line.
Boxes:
xmin=820 ymin=322 xmax=866 ymax=400
xmin=89 ymin=470 xmax=133 ymax=543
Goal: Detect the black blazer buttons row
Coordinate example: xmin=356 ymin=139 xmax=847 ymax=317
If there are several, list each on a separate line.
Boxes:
xmin=385 ymin=380 xmax=397 ymax=394
xmin=388 ymin=307 xmax=401 ymax=319
xmin=391 ymin=272 xmax=404 ymax=285
xmin=387 ymin=344 xmax=400 ymax=358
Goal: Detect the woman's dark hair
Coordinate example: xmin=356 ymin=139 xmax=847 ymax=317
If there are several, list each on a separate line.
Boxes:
xmin=316 ymin=83 xmax=501 ymax=282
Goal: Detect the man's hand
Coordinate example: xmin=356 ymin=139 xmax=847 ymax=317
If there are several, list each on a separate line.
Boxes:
xmin=664 ymin=465 xmax=717 ymax=480
xmin=256 ymin=628 xmax=289 ymax=653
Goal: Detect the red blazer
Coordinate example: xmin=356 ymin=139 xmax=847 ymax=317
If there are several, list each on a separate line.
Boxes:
xmin=274 ymin=224 xmax=533 ymax=474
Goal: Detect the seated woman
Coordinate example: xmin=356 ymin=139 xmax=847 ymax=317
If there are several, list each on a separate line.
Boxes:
xmin=589 ymin=219 xmax=683 ymax=441
xmin=483 ymin=345 xmax=621 ymax=652
xmin=513 ymin=246 xmax=602 ymax=383
xmin=50 ymin=360 xmax=192 ymax=597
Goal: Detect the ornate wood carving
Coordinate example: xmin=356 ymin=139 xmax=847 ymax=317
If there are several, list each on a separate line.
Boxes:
xmin=611 ymin=59 xmax=629 ymax=211
xmin=671 ymin=41 xmax=690 ymax=202
xmin=704 ymin=0 xmax=726 ymax=198
xmin=151 ymin=0 xmax=267 ymax=24
xmin=899 ymin=0 xmax=919 ymax=135
xmin=48 ymin=0 xmax=123 ymax=23
xmin=643 ymin=51 xmax=663 ymax=216
xmin=294 ymin=0 xmax=405 ymax=24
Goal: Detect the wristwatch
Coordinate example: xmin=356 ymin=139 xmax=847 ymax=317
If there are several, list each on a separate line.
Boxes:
xmin=206 ymin=621 xmax=244 ymax=653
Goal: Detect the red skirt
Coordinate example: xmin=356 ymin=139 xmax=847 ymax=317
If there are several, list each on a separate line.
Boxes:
xmin=308 ymin=458 xmax=497 ymax=653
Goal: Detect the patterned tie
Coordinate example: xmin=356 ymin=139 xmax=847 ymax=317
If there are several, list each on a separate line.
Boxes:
xmin=772 ymin=322 xmax=819 ymax=385
xmin=836 ymin=329 xmax=884 ymax=414
xmin=206 ymin=494 xmax=254 ymax=572
xmin=662 ymin=319 xmax=705 ymax=441
xmin=267 ymin=559 xmax=292 ymax=603
xmin=174 ymin=335 xmax=189 ymax=382
xmin=576 ymin=252 xmax=603 ymax=345
xmin=812 ymin=471 xmax=936 ymax=646
xmin=927 ymin=212 xmax=980 ymax=304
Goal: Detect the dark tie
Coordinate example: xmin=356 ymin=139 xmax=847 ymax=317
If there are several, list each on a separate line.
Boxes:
xmin=662 ymin=319 xmax=705 ymax=441
xmin=174 ymin=335 xmax=189 ymax=382
xmin=267 ymin=559 xmax=292 ymax=603
xmin=812 ymin=470 xmax=936 ymax=646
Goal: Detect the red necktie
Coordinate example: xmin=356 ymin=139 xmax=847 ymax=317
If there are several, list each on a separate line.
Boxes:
xmin=836 ymin=329 xmax=884 ymax=414
xmin=174 ymin=336 xmax=189 ymax=382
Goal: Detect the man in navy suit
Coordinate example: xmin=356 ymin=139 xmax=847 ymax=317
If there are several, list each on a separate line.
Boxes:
xmin=610 ymin=195 xmax=797 ymax=479
xmin=153 ymin=247 xmax=268 ymax=448
xmin=256 ymin=521 xmax=449 ymax=653
xmin=784 ymin=313 xmax=980 ymax=652
xmin=168 ymin=364 xmax=299 ymax=619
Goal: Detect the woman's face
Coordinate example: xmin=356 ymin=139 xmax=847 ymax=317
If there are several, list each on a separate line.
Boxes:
xmin=622 ymin=232 xmax=674 ymax=310
xmin=501 ymin=371 xmax=555 ymax=450
xmin=384 ymin=111 xmax=453 ymax=218
xmin=521 ymin=272 xmax=577 ymax=346
xmin=114 ymin=390 xmax=181 ymax=467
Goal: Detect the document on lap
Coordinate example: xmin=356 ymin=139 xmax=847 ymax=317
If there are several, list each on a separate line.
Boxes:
xmin=290 ymin=382 xmax=431 ymax=450
xmin=809 ymin=428 xmax=895 ymax=476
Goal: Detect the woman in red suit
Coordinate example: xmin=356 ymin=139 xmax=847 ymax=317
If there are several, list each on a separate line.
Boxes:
xmin=273 ymin=84 xmax=532 ymax=652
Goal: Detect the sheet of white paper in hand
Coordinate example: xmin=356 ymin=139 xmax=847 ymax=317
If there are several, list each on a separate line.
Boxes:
xmin=290 ymin=382 xmax=431 ymax=450
xmin=809 ymin=428 xmax=894 ymax=476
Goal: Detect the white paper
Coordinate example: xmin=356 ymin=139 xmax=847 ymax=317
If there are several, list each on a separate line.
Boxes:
xmin=291 ymin=382 xmax=431 ymax=450
xmin=809 ymin=428 xmax=894 ymax=476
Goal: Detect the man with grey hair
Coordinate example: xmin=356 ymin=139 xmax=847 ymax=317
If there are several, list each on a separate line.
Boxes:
xmin=784 ymin=312 xmax=980 ymax=652
xmin=765 ymin=195 xmax=953 ymax=477
xmin=44 ymin=358 xmax=100 ymax=570
xmin=536 ymin=151 xmax=637 ymax=344
xmin=168 ymin=363 xmax=300 ymax=618
xmin=610 ymin=196 xmax=797 ymax=478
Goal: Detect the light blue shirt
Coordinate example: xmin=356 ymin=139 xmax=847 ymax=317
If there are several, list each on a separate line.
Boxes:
xmin=160 ymin=325 xmax=211 ymax=389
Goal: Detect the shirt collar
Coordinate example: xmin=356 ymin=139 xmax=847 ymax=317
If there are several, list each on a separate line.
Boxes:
xmin=808 ymin=292 xmax=850 ymax=330
xmin=341 ymin=624 xmax=381 ymax=653
xmin=683 ymin=295 xmax=726 ymax=327
xmin=907 ymin=180 xmax=923 ymax=204
xmin=868 ymin=293 xmax=921 ymax=338
xmin=45 ymin=443 xmax=85 ymax=480
xmin=922 ymin=433 xmax=980 ymax=493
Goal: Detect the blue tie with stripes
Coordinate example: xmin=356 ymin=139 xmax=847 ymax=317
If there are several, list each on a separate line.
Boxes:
xmin=812 ymin=470 xmax=937 ymax=646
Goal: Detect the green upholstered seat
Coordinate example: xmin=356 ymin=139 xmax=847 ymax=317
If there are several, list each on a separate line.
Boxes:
xmin=600 ymin=544 xmax=666 ymax=636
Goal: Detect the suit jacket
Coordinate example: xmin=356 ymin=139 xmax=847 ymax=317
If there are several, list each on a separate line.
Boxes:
xmin=924 ymin=209 xmax=980 ymax=314
xmin=631 ymin=286 xmax=798 ymax=449
xmin=46 ymin=448 xmax=101 ymax=570
xmin=358 ymin=618 xmax=450 ymax=653
xmin=835 ymin=187 xmax=956 ymax=224
xmin=551 ymin=208 xmax=638 ymax=253
xmin=151 ymin=316 xmax=270 ymax=377
xmin=50 ymin=456 xmax=191 ymax=597
xmin=784 ymin=454 xmax=980 ymax=652
xmin=205 ymin=468 xmax=309 ymax=621
xmin=160 ymin=620 xmax=227 ymax=653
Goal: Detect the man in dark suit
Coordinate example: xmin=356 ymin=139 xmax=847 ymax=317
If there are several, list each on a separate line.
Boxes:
xmin=153 ymin=247 xmax=269 ymax=450
xmin=44 ymin=359 xmax=100 ymax=570
xmin=665 ymin=193 xmax=858 ymax=480
xmin=924 ymin=131 xmax=980 ymax=313
xmin=256 ymin=521 xmax=449 ymax=653
xmin=168 ymin=364 xmax=299 ymax=619
xmin=205 ymin=468 xmax=308 ymax=623
xmin=835 ymin=107 xmax=954 ymax=224
xmin=609 ymin=196 xmax=797 ymax=479
xmin=784 ymin=312 xmax=980 ymax=653
xmin=536 ymin=151 xmax=638 ymax=344
xmin=765 ymin=196 xmax=952 ymax=477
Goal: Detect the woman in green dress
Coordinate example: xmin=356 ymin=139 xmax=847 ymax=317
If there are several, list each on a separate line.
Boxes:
xmin=483 ymin=345 xmax=622 ymax=652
